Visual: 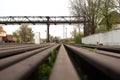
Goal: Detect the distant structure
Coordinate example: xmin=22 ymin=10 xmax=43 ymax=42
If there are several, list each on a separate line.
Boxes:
xmin=82 ymin=29 xmax=120 ymax=45
xmin=82 ymin=11 xmax=120 ymax=45
xmin=34 ymin=32 xmax=40 ymax=44
xmin=0 ymin=26 xmax=6 ymax=42
xmin=0 ymin=26 xmax=6 ymax=37
xmin=2 ymin=35 xmax=15 ymax=43
xmin=0 ymin=26 xmax=15 ymax=43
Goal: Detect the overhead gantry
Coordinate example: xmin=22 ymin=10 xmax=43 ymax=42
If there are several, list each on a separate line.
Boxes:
xmin=0 ymin=16 xmax=87 ymax=42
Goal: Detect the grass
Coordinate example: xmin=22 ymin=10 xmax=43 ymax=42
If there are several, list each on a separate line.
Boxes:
xmin=89 ymin=48 xmax=97 ymax=53
xmin=27 ymin=49 xmax=58 ymax=80
xmin=77 ymin=68 xmax=88 ymax=80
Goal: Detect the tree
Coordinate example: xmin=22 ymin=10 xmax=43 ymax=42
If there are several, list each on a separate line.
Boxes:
xmin=99 ymin=0 xmax=117 ymax=31
xmin=70 ymin=0 xmax=117 ymax=34
xmin=98 ymin=11 xmax=120 ymax=32
xmin=70 ymin=0 xmax=101 ymax=36
xmin=49 ymin=35 xmax=60 ymax=43
xmin=70 ymin=27 xmax=77 ymax=38
xmin=13 ymin=32 xmax=21 ymax=43
xmin=116 ymin=0 xmax=120 ymax=11
xmin=74 ymin=32 xmax=84 ymax=44
xmin=70 ymin=27 xmax=83 ymax=43
xmin=13 ymin=24 xmax=34 ymax=43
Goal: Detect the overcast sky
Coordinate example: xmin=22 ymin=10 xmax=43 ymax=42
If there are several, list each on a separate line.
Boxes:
xmin=0 ymin=0 xmax=75 ymax=39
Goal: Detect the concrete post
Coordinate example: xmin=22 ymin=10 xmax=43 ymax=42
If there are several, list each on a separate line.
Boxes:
xmin=47 ymin=17 xmax=50 ymax=42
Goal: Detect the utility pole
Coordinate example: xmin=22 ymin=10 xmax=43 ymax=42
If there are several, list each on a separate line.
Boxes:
xmin=63 ymin=25 xmax=65 ymax=39
xmin=66 ymin=28 xmax=67 ymax=39
xmin=46 ymin=16 xmax=50 ymax=42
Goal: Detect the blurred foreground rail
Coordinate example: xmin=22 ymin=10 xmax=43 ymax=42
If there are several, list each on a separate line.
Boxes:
xmin=0 ymin=44 xmax=120 ymax=80
xmin=65 ymin=45 xmax=120 ymax=80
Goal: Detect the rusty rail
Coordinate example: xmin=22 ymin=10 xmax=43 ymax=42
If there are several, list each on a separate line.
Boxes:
xmin=0 ymin=45 xmax=52 ymax=70
xmin=49 ymin=45 xmax=80 ymax=80
xmin=0 ymin=44 xmax=50 ymax=58
xmin=0 ymin=44 xmax=59 ymax=80
xmin=65 ymin=45 xmax=120 ymax=80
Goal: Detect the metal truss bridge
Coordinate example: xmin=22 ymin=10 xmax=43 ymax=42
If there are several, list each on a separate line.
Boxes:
xmin=0 ymin=16 xmax=86 ymax=42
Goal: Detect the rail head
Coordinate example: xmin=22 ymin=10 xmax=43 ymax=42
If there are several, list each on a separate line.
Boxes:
xmin=0 ymin=44 xmax=60 ymax=80
xmin=65 ymin=45 xmax=120 ymax=80
xmin=0 ymin=45 xmax=52 ymax=70
xmin=49 ymin=44 xmax=80 ymax=80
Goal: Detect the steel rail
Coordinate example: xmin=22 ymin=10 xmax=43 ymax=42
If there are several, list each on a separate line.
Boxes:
xmin=65 ymin=45 xmax=120 ymax=80
xmin=82 ymin=45 xmax=120 ymax=53
xmin=0 ymin=45 xmax=52 ymax=70
xmin=0 ymin=44 xmax=60 ymax=80
xmin=0 ymin=44 xmax=50 ymax=58
xmin=0 ymin=44 xmax=39 ymax=51
xmin=79 ymin=46 xmax=120 ymax=58
xmin=49 ymin=45 xmax=80 ymax=80
xmin=95 ymin=50 xmax=120 ymax=58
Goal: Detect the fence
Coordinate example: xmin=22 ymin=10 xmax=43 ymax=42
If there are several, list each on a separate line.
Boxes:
xmin=82 ymin=29 xmax=120 ymax=45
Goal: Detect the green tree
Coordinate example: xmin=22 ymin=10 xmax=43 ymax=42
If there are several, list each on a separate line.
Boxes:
xmin=70 ymin=27 xmax=83 ymax=44
xmin=99 ymin=0 xmax=117 ymax=31
xmin=115 ymin=0 xmax=120 ymax=12
xmin=13 ymin=24 xmax=34 ymax=43
xmin=70 ymin=0 xmax=118 ymax=35
xmin=70 ymin=0 xmax=101 ymax=36
xmin=74 ymin=32 xmax=84 ymax=44
xmin=98 ymin=11 xmax=120 ymax=32
xmin=70 ymin=27 xmax=77 ymax=38
xmin=13 ymin=32 xmax=21 ymax=43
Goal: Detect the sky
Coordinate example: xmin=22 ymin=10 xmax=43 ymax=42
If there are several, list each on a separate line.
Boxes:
xmin=0 ymin=0 xmax=76 ymax=39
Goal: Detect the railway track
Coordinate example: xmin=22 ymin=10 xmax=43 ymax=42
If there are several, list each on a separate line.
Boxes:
xmin=65 ymin=45 xmax=120 ymax=80
xmin=0 ymin=45 xmax=52 ymax=70
xmin=0 ymin=44 xmax=41 ymax=51
xmin=0 ymin=44 xmax=50 ymax=59
xmin=0 ymin=44 xmax=120 ymax=80
xmin=82 ymin=45 xmax=120 ymax=53
xmin=0 ymin=43 xmax=60 ymax=80
xmin=74 ymin=45 xmax=120 ymax=58
xmin=0 ymin=43 xmax=35 ymax=48
xmin=49 ymin=45 xmax=80 ymax=80
xmin=72 ymin=44 xmax=120 ymax=58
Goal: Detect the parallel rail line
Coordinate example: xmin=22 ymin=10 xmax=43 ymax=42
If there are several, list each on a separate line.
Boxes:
xmin=0 ymin=44 xmax=50 ymax=59
xmin=82 ymin=45 xmax=120 ymax=53
xmin=66 ymin=45 xmax=120 ymax=80
xmin=49 ymin=45 xmax=80 ymax=80
xmin=0 ymin=44 xmax=120 ymax=80
xmin=0 ymin=45 xmax=52 ymax=70
xmin=0 ymin=44 xmax=59 ymax=80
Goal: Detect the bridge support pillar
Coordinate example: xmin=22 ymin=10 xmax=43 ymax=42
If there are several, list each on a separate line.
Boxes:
xmin=47 ymin=17 xmax=50 ymax=43
xmin=84 ymin=17 xmax=87 ymax=37
xmin=47 ymin=24 xmax=50 ymax=42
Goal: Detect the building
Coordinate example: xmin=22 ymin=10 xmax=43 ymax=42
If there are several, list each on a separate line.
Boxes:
xmin=34 ymin=32 xmax=40 ymax=44
xmin=0 ymin=26 xmax=6 ymax=42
